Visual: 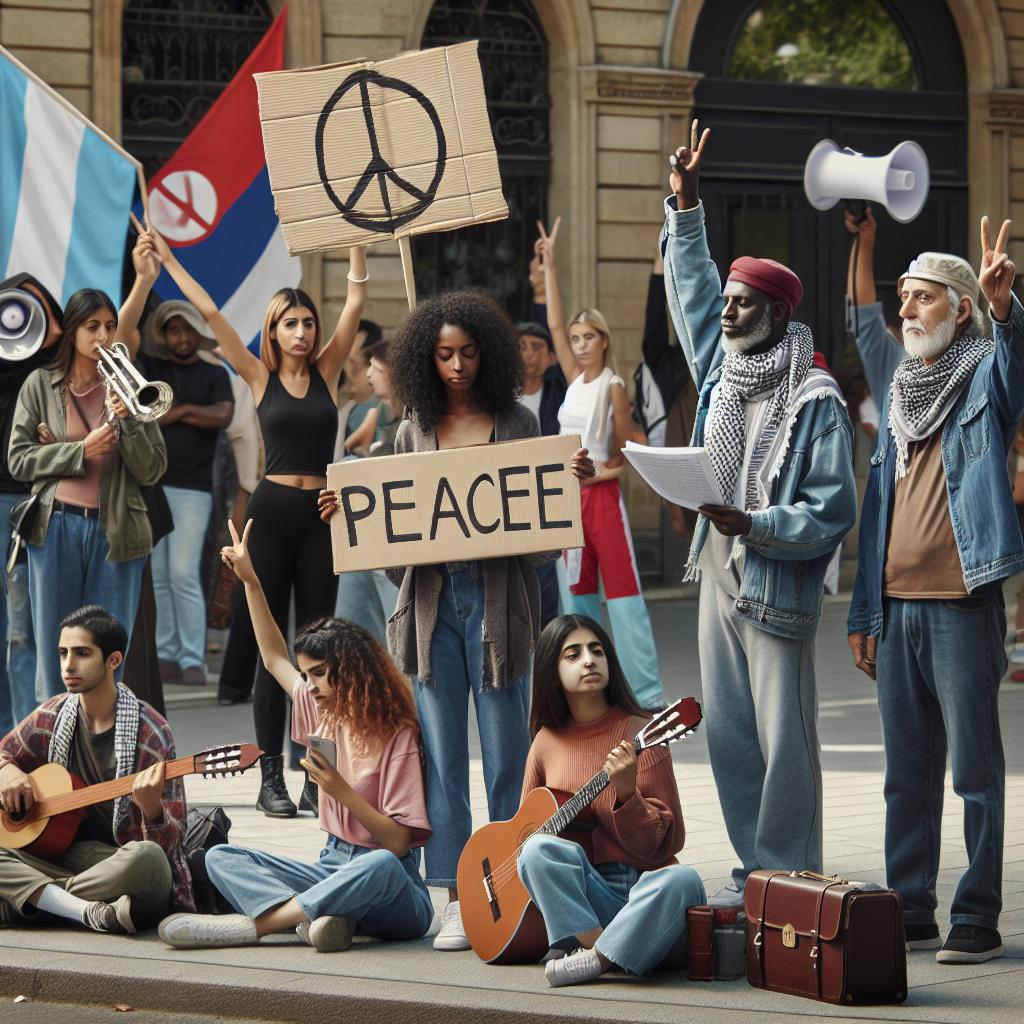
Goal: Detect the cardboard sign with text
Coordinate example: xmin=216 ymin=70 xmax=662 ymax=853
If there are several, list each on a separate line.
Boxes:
xmin=327 ymin=435 xmax=584 ymax=573
xmin=254 ymin=41 xmax=508 ymax=253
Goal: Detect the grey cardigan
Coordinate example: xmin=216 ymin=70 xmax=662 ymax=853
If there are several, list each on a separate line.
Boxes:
xmin=385 ymin=405 xmax=551 ymax=689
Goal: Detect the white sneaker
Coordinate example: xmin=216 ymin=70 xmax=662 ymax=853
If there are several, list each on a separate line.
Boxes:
xmin=432 ymin=900 xmax=470 ymax=951
xmin=159 ymin=912 xmax=259 ymax=949
xmin=296 ymin=915 xmax=355 ymax=952
xmin=545 ymin=947 xmax=603 ymax=987
xmin=707 ymin=884 xmax=745 ymax=908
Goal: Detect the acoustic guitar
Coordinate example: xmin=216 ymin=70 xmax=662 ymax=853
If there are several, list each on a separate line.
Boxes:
xmin=457 ymin=698 xmax=702 ymax=964
xmin=0 ymin=743 xmax=262 ymax=858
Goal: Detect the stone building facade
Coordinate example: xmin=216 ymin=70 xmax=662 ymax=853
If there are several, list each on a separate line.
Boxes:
xmin=3 ymin=0 xmax=1023 ymax=577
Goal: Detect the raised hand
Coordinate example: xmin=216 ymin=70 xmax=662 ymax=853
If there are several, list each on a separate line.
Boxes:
xmin=129 ymin=220 xmax=162 ymax=284
xmin=844 ymin=204 xmax=876 ymax=240
xmin=669 ymin=118 xmax=710 ymax=210
xmin=534 ymin=217 xmax=561 ymax=267
xmin=220 ymin=518 xmax=256 ymax=583
xmin=979 ymin=215 xmax=1015 ymax=323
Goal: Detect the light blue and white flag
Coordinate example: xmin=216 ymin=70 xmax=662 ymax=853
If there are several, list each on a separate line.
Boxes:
xmin=0 ymin=45 xmax=141 ymax=305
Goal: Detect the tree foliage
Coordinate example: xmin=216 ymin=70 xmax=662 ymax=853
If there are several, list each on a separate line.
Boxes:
xmin=730 ymin=0 xmax=917 ymax=90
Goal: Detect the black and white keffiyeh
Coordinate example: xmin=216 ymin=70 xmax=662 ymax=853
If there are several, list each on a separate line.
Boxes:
xmin=888 ymin=334 xmax=994 ymax=479
xmin=48 ymin=683 xmax=141 ymax=838
xmin=705 ymin=322 xmax=815 ymax=511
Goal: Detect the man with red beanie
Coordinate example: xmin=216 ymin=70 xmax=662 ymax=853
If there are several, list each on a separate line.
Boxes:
xmin=659 ymin=121 xmax=857 ymax=906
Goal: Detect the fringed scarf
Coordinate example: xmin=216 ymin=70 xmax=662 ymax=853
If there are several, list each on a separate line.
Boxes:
xmin=704 ymin=322 xmax=815 ymax=511
xmin=48 ymin=683 xmax=141 ymax=839
xmin=888 ymin=334 xmax=993 ymax=479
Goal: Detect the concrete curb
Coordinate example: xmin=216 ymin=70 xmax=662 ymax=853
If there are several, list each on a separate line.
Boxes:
xmin=0 ymin=947 xmax=787 ymax=1024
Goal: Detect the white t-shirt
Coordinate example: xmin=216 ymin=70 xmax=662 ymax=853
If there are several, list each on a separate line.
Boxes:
xmin=558 ymin=372 xmax=623 ymax=462
xmin=519 ymin=387 xmax=543 ymax=425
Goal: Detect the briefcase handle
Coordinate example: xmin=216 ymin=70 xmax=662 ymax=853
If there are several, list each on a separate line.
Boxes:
xmin=799 ymin=870 xmax=849 ymax=885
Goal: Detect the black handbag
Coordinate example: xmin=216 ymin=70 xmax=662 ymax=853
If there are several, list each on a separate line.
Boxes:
xmin=6 ymin=492 xmax=39 ymax=575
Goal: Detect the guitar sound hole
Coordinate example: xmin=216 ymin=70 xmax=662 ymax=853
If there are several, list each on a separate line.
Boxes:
xmin=8 ymin=807 xmax=25 ymax=823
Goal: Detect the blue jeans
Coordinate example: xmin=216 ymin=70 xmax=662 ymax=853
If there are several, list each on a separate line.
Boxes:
xmin=151 ymin=486 xmax=213 ymax=670
xmin=518 ymin=835 xmax=706 ymax=975
xmin=336 ymin=569 xmax=399 ymax=645
xmin=415 ymin=567 xmax=531 ymax=887
xmin=27 ymin=511 xmax=146 ymax=699
xmin=876 ymin=592 xmax=1006 ymax=929
xmin=206 ymin=837 xmax=434 ymax=939
xmin=0 ymin=492 xmax=36 ymax=734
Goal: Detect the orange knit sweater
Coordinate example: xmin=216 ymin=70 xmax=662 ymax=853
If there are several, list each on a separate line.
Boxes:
xmin=520 ymin=705 xmax=684 ymax=871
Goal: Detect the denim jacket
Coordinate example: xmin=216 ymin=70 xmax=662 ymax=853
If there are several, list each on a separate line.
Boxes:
xmin=848 ymin=295 xmax=1024 ymax=638
xmin=661 ymin=198 xmax=857 ymax=640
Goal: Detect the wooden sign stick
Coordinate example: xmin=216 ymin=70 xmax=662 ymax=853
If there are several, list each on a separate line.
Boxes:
xmin=399 ymin=235 xmax=417 ymax=310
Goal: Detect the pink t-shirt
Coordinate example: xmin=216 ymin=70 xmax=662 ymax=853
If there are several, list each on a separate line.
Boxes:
xmin=54 ymin=382 xmax=111 ymax=509
xmin=291 ymin=680 xmax=431 ymax=849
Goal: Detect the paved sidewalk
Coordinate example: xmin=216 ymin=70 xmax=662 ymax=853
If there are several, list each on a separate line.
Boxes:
xmin=1 ymin=599 xmax=1022 ymax=1023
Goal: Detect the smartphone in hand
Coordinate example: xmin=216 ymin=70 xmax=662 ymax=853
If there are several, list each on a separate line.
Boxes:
xmin=307 ymin=734 xmax=337 ymax=770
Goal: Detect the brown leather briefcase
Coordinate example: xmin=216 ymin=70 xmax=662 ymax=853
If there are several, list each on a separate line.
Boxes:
xmin=744 ymin=870 xmax=907 ymax=1005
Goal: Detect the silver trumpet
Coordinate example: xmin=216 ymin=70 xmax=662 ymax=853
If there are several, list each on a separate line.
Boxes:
xmin=97 ymin=342 xmax=173 ymax=423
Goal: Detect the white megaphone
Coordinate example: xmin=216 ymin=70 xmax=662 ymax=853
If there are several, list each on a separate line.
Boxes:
xmin=803 ymin=139 xmax=929 ymax=223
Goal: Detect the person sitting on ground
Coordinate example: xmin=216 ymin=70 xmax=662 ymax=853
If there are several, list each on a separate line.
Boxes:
xmin=0 ymin=605 xmax=191 ymax=932
xmin=516 ymin=614 xmax=705 ymax=987
xmin=159 ymin=519 xmax=434 ymax=952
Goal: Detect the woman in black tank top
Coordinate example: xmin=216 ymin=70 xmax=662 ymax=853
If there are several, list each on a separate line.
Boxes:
xmin=151 ymin=229 xmax=367 ymax=817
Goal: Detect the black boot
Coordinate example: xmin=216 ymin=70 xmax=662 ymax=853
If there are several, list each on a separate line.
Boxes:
xmin=298 ymin=772 xmax=319 ymax=815
xmin=256 ymin=754 xmax=296 ymax=818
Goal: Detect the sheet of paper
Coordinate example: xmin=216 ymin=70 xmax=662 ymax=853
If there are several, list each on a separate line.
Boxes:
xmin=622 ymin=441 xmax=726 ymax=511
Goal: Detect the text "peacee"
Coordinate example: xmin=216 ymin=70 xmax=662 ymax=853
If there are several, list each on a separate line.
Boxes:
xmin=338 ymin=463 xmax=572 ymax=546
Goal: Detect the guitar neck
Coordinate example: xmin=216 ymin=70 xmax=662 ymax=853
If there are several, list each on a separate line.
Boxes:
xmin=36 ymin=755 xmax=195 ymax=819
xmin=536 ymin=737 xmax=642 ymax=837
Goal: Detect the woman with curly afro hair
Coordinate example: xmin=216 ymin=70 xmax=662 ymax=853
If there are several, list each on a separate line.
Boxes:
xmin=321 ymin=289 xmax=593 ymax=951
xmin=159 ymin=519 xmax=434 ymax=953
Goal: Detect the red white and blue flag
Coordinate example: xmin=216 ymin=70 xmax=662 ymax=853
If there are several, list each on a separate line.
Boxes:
xmin=147 ymin=8 xmax=297 ymax=349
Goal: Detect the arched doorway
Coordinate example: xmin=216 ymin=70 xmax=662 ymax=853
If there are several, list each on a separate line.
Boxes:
xmin=415 ymin=0 xmax=551 ymax=315
xmin=688 ymin=0 xmax=968 ymax=363
xmin=121 ymin=0 xmax=274 ymax=182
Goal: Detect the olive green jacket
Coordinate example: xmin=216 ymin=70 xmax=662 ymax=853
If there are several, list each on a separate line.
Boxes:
xmin=8 ymin=367 xmax=166 ymax=562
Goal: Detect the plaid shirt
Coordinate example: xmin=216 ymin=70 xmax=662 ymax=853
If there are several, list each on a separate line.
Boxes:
xmin=0 ymin=695 xmax=194 ymax=911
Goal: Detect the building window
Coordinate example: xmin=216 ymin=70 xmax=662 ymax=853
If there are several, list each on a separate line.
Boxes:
xmin=417 ymin=0 xmax=551 ymax=317
xmin=729 ymin=0 xmax=917 ymax=90
xmin=122 ymin=0 xmax=273 ymax=180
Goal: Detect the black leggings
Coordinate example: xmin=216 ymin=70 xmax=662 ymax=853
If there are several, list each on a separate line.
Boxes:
xmin=245 ymin=479 xmax=337 ymax=755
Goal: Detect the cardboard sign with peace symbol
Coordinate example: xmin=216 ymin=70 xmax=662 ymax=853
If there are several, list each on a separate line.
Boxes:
xmin=254 ymin=41 xmax=508 ymax=254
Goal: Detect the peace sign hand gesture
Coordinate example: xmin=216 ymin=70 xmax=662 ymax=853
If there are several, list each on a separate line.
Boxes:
xmin=534 ymin=217 xmax=561 ymax=268
xmin=220 ymin=518 xmax=257 ymax=584
xmin=669 ymin=118 xmax=710 ymax=211
xmin=979 ymin=216 xmax=1015 ymax=323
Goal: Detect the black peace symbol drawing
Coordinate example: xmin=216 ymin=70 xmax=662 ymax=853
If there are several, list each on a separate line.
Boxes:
xmin=315 ymin=69 xmax=447 ymax=233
